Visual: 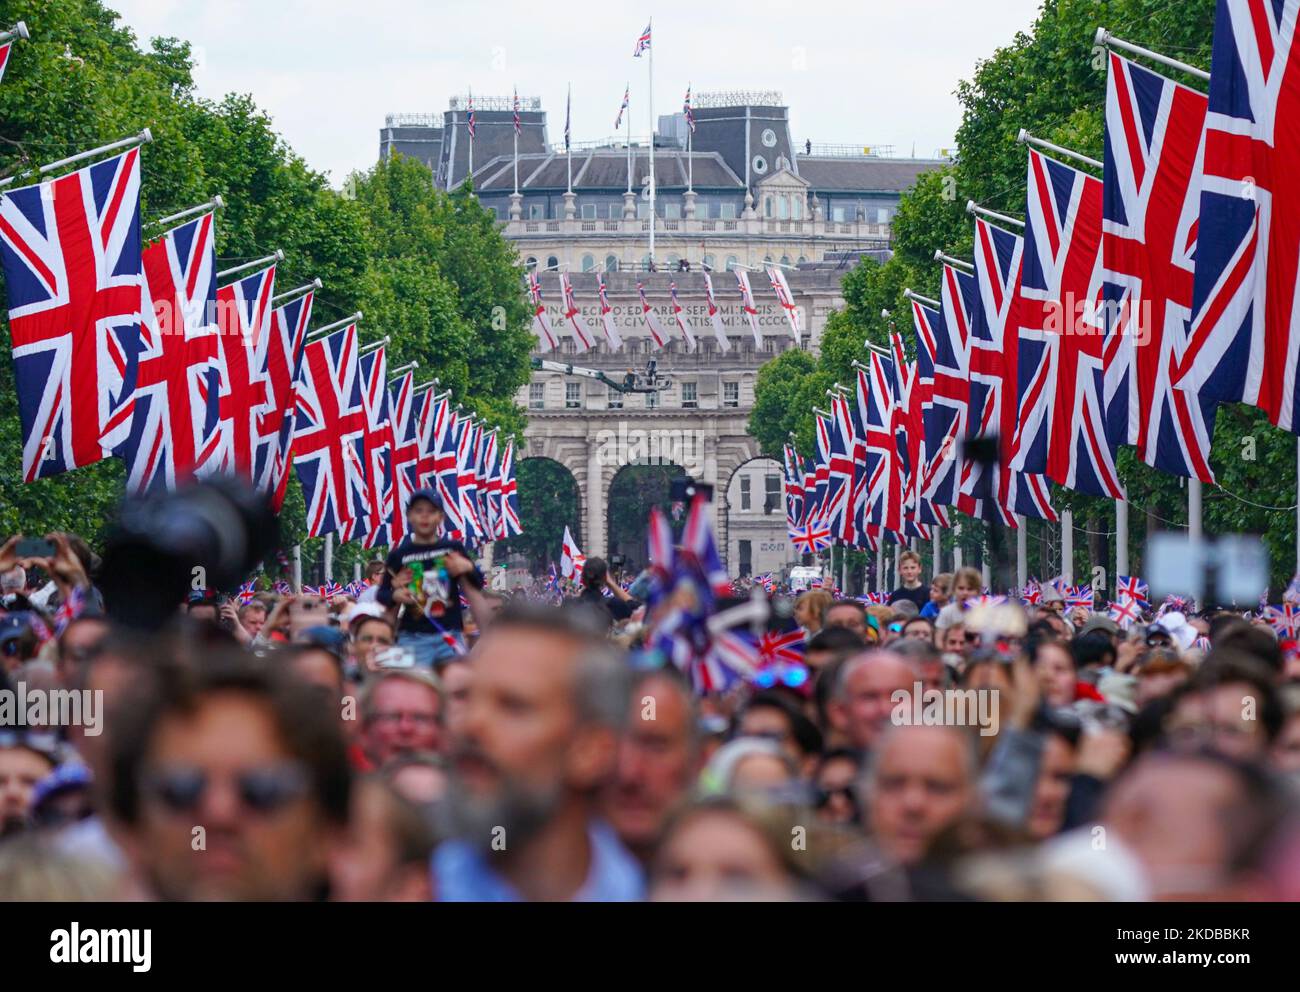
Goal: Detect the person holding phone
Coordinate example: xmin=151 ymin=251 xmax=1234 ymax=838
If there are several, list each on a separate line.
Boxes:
xmin=375 ymin=489 xmax=488 ymax=667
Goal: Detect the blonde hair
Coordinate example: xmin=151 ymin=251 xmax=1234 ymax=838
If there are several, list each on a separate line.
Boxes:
xmin=796 ymin=589 xmax=835 ymax=628
xmin=953 ymin=567 xmax=983 ymax=597
xmin=899 ymin=550 xmax=921 ymax=568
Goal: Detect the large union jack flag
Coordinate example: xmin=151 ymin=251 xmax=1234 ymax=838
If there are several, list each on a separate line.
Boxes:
xmin=0 ymin=148 xmax=143 ymax=480
xmin=293 ymin=324 xmax=368 ymax=537
xmin=914 ymin=292 xmax=965 ymax=512
xmin=497 ymin=437 xmax=523 ymax=537
xmin=266 ymin=290 xmax=313 ymax=510
xmin=210 ymin=263 xmax=276 ymax=483
xmin=351 ymin=344 xmax=392 ymax=548
xmin=1178 ymin=0 xmax=1300 ymax=435
xmin=386 ymin=371 xmax=420 ymax=545
xmin=1011 ymin=149 xmax=1125 ymax=498
xmin=118 ymin=210 xmax=221 ymax=494
xmin=1101 ymin=52 xmax=1216 ymax=482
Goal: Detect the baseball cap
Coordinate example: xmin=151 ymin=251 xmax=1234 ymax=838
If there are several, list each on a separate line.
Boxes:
xmin=1079 ymin=614 xmax=1120 ymax=638
xmin=406 ymin=488 xmax=443 ymax=513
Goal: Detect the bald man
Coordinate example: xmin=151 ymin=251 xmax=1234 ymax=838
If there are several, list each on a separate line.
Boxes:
xmin=828 ymin=650 xmax=918 ymax=752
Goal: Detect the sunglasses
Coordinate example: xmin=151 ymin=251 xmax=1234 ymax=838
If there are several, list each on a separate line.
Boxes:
xmin=142 ymin=762 xmax=311 ymax=816
xmin=815 ymin=783 xmax=856 ymax=808
xmin=751 ymin=664 xmax=810 ymax=689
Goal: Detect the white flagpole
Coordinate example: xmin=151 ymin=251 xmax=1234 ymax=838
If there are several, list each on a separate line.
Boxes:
xmin=1115 ymin=498 xmax=1129 ymax=579
xmin=292 ymin=544 xmax=302 ymax=592
xmin=566 ymin=83 xmax=573 ymax=194
xmin=324 ymin=533 xmax=334 ymax=582
xmin=933 ymin=528 xmax=941 ymax=576
xmin=1016 ymin=516 xmax=1028 ymax=591
xmin=1061 ymin=510 xmax=1074 ymax=585
xmin=513 ymin=101 xmax=519 ymax=196
xmin=687 ymin=84 xmax=693 ymax=193
xmin=647 ymin=17 xmax=656 ymax=267
xmin=625 ymin=82 xmax=633 ymax=195
xmin=1188 ymin=477 xmax=1203 ymax=544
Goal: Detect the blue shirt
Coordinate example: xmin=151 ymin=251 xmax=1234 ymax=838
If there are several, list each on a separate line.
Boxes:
xmin=432 ymin=819 xmax=645 ymax=902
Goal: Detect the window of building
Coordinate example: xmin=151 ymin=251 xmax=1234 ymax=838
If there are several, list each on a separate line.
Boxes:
xmin=681 ymin=381 xmax=698 ymax=408
xmin=781 ymin=255 xmax=791 ymax=266
xmin=763 ymin=336 xmax=775 ymax=353
xmin=565 ymin=382 xmax=581 ymax=409
xmin=581 ymin=203 xmax=596 ymax=220
xmin=665 ymin=254 xmax=679 ymax=270
xmin=877 ymin=207 xmax=890 ymax=224
xmin=792 ymin=197 xmax=802 ymax=220
xmin=739 ymin=540 xmax=752 ymax=578
xmin=637 ymin=202 xmax=650 ymax=219
xmin=609 ymin=203 xmax=622 ymax=219
xmin=723 ymin=381 xmax=739 ymax=407
xmin=726 ymin=254 xmax=739 ymax=272
xmin=740 ymin=475 xmax=752 ymax=511
xmin=702 ymin=253 xmax=715 ymax=271
xmin=528 ymin=203 xmax=545 ymax=220
xmin=605 ymin=254 xmax=619 ymax=273
xmin=765 ymin=474 xmax=780 ymax=514
xmin=547 ymin=255 xmax=559 ymax=270
xmin=695 ymin=201 xmax=710 ymax=219
xmin=832 ymin=205 xmax=848 ymax=223
xmin=646 ymin=388 xmax=659 ymax=409
xmin=529 ymin=382 xmax=545 ymax=409
xmin=525 ymin=256 xmax=538 ymax=270
xmin=608 ymin=386 xmax=623 ymax=409
xmin=764 ymin=196 xmax=773 ymax=218
xmin=764 ymin=255 xmax=774 ymax=264
xmin=642 ymin=254 xmax=653 ymax=271
xmin=720 ymin=202 xmax=737 ymax=220
xmin=664 ymin=201 xmax=681 ymax=220
xmin=581 ymin=254 xmax=595 ymax=272
xmin=797 ymin=255 xmax=808 ymax=264
xmin=561 ymin=337 xmax=576 ymax=355
xmin=778 ymin=196 xmax=789 ymax=220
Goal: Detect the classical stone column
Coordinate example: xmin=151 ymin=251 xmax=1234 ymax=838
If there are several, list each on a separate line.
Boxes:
xmin=586 ymin=441 xmax=606 ymax=559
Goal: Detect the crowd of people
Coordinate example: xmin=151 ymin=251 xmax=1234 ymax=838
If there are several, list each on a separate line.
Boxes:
xmin=1 ymin=494 xmax=1299 ymax=902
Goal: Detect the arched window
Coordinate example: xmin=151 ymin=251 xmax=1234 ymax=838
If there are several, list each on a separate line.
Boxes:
xmin=792 ymin=197 xmax=802 ymax=220
xmin=702 ymin=254 xmax=715 ymax=271
xmin=525 ymin=256 xmax=538 ymax=270
xmin=666 ymin=254 xmax=679 ymax=271
xmin=764 ymin=196 xmax=773 ymax=218
xmin=547 ymin=255 xmax=559 ymax=271
xmin=778 ymin=196 xmax=789 ymax=220
xmin=797 ymin=255 xmax=808 ymax=265
xmin=581 ymin=254 xmax=595 ymax=272
xmin=726 ymin=255 xmax=739 ymax=272
xmin=781 ymin=255 xmax=791 ymax=267
xmin=605 ymin=254 xmax=619 ymax=273
xmin=764 ymin=255 xmax=774 ymax=264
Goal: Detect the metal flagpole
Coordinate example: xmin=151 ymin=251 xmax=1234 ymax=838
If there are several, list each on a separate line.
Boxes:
xmin=687 ymin=84 xmax=693 ymax=193
xmin=354 ymin=561 xmax=362 ymax=582
xmin=625 ymin=82 xmax=633 ymax=195
xmin=647 ymin=17 xmax=656 ymax=267
xmin=513 ymin=110 xmax=519 ymax=196
xmin=875 ymin=546 xmax=883 ymax=593
xmin=566 ymin=83 xmax=572 ymax=194
xmin=1016 ymin=516 xmax=1027 ymax=591
xmin=933 ymin=528 xmax=941 ymax=577
xmin=1188 ymin=478 xmax=1203 ymax=545
xmin=1061 ymin=510 xmax=1074 ymax=585
xmin=292 ymin=544 xmax=302 ymax=592
xmin=324 ymin=533 xmax=334 ymax=583
xmin=953 ymin=522 xmax=963 ymax=570
xmin=1116 ymin=499 xmax=1129 ymax=579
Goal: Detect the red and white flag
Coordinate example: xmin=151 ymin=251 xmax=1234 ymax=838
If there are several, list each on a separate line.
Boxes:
xmin=734 ymin=269 xmax=762 ymax=347
xmin=596 ymin=274 xmax=622 ymax=350
xmin=669 ymin=282 xmax=697 ymax=351
xmin=559 ymin=272 xmax=595 ymax=352
xmin=766 ymin=264 xmax=800 ymax=341
xmin=527 ymin=271 xmax=558 ymax=351
xmin=561 ymin=525 xmax=585 ymax=579
xmin=637 ymin=282 xmax=670 ymax=349
xmin=702 ymin=271 xmax=730 ymax=352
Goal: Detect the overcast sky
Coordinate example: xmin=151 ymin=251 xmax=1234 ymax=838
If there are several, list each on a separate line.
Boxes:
xmin=109 ymin=0 xmax=1044 ymax=187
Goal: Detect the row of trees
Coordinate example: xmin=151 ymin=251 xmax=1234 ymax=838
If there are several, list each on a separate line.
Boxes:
xmin=0 ymin=0 xmax=536 ymax=575
xmin=751 ymin=0 xmax=1299 ymax=590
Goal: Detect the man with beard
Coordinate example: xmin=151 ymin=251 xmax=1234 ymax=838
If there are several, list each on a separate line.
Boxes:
xmin=432 ymin=603 xmax=641 ymax=901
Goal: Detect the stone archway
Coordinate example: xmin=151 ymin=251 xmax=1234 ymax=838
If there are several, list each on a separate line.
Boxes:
xmin=606 ymin=462 xmax=685 ymax=573
xmin=492 ymin=456 xmax=581 ymax=572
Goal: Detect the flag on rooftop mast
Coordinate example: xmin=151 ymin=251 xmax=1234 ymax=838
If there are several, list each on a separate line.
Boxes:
xmin=466 ymin=89 xmax=476 ymax=186
xmin=565 ymin=83 xmax=573 ymax=194
xmin=684 ymin=83 xmax=695 ymax=192
xmin=512 ymin=88 xmax=520 ymax=195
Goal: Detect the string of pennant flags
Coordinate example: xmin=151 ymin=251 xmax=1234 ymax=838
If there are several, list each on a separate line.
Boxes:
xmin=780 ymin=9 xmax=1300 ymax=614
xmin=0 ymin=20 xmax=522 ymax=553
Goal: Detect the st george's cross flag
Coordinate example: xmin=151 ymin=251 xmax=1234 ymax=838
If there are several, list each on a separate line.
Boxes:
xmin=1101 ymin=51 xmax=1216 ymax=482
xmin=118 ymin=209 xmax=221 ymax=494
xmin=701 ymin=270 xmax=731 ymax=351
xmin=561 ymin=525 xmax=585 ymax=579
xmin=1177 ymin=0 xmax=1300 ymax=435
xmin=0 ymin=148 xmax=144 ymax=481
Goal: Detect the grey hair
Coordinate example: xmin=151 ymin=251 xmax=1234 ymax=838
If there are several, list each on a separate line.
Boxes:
xmin=833 ymin=648 xmax=913 ymax=702
xmin=860 ymin=722 xmax=980 ymax=795
xmin=358 ymin=668 xmax=444 ymax=725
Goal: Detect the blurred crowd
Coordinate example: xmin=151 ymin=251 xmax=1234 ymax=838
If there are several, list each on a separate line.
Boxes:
xmin=1 ymin=503 xmax=1299 ymax=903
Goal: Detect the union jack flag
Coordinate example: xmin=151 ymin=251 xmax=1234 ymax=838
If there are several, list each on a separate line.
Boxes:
xmin=782 ymin=443 xmax=804 ymax=535
xmin=1101 ymin=52 xmax=1216 ymax=481
xmin=273 ymin=580 xmax=292 ymax=595
xmin=346 ymin=580 xmax=368 ymax=597
xmin=633 ymin=22 xmax=651 ymax=57
xmin=0 ymin=42 xmax=13 ymax=86
xmin=265 ymin=289 xmax=313 ymax=510
xmin=615 ymin=84 xmax=629 ymax=130
xmin=210 ymin=263 xmax=277 ymax=483
xmin=790 ymin=519 xmax=832 ymax=554
xmin=1115 ymin=574 xmax=1150 ymax=609
xmin=526 ymin=271 xmax=558 ymax=351
xmin=1065 ymin=585 xmax=1096 ymax=610
xmin=863 ymin=351 xmax=903 ymax=534
xmin=914 ymin=294 xmax=965 ymax=514
xmin=1264 ymin=602 xmax=1300 ymax=638
xmin=292 ymin=324 xmax=368 ymax=537
xmin=0 ymin=148 xmax=143 ymax=480
xmin=683 ymin=85 xmax=695 ymax=133
xmin=321 ymin=578 xmax=345 ymax=602
xmin=1179 ymin=0 xmax=1300 ymax=434
xmin=386 ymin=371 xmax=420 ymax=545
xmin=824 ymin=393 xmax=856 ymax=542
xmin=497 ymin=437 xmax=523 ymax=536
xmin=512 ymin=88 xmax=521 ymax=136
xmin=1107 ymin=595 xmax=1143 ymax=629
xmin=1011 ymin=149 xmax=1125 ymax=498
xmin=466 ymin=92 xmax=476 ymax=140
xmin=426 ymin=396 xmax=463 ymax=535
xmin=1021 ymin=582 xmax=1042 ymax=605
xmin=968 ymin=217 xmax=1057 ymax=522
xmin=455 ymin=418 xmax=484 ymax=545
xmin=858 ymin=591 xmax=889 ymax=605
xmin=680 ymin=493 xmax=731 ymax=597
xmin=341 ymin=344 xmax=391 ymax=547
xmin=118 ymin=210 xmax=221 ymax=494
xmin=236 ymin=581 xmax=258 ymax=604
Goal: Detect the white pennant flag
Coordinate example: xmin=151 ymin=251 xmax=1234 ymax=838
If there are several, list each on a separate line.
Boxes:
xmin=734 ymin=269 xmax=762 ymax=347
xmin=766 ymin=264 xmax=800 ymax=341
xmin=597 ymin=274 xmax=622 ymax=350
xmin=702 ymin=271 xmax=730 ymax=352
xmin=669 ymin=282 xmax=697 ymax=351
xmin=637 ymin=282 xmax=670 ymax=349
xmin=527 ymin=272 xmax=558 ymax=352
xmin=559 ymin=272 xmax=595 ymax=352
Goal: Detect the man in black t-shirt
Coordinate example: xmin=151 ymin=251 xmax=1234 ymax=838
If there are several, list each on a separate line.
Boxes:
xmin=375 ymin=489 xmax=489 ymax=666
